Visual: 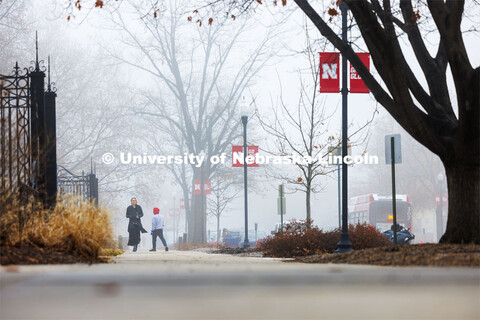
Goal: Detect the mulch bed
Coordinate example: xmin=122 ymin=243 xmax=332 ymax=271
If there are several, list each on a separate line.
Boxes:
xmin=214 ymin=244 xmax=480 ymax=267
xmin=213 ymin=247 xmax=266 ymax=257
xmin=0 ymin=246 xmax=106 ymax=265
xmin=3 ymin=244 xmax=479 ymax=267
xmin=213 ymin=247 xmax=261 ymax=255
xmin=295 ymin=244 xmax=480 ymax=267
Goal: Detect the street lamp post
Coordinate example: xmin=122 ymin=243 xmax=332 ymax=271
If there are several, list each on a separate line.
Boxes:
xmin=437 ymin=172 xmax=445 ymax=242
xmin=335 ymin=0 xmax=353 ymax=253
xmin=241 ymin=97 xmax=250 ymax=249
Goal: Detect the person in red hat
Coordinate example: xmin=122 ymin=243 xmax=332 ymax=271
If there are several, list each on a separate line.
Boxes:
xmin=150 ymin=207 xmax=168 ymax=252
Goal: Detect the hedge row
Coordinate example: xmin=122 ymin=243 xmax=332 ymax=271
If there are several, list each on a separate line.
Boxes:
xmin=259 ymin=220 xmax=392 ymax=258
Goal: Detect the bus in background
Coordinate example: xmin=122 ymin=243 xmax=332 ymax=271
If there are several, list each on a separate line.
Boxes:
xmin=348 ymin=194 xmax=412 ymax=232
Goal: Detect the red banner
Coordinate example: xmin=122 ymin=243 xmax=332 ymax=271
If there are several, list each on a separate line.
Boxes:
xmin=350 ymin=53 xmax=370 ymax=93
xmin=247 ymin=146 xmax=258 ymax=167
xmin=232 ymin=145 xmax=259 ymax=167
xmin=180 ymin=198 xmax=185 ymax=209
xmin=320 ymin=52 xmax=340 ymax=93
xmin=435 ymin=194 xmax=448 ymax=205
xmin=204 ymin=180 xmax=211 ymax=195
xmin=193 ymin=180 xmax=201 ymax=195
xmin=194 ymin=180 xmax=211 ymax=195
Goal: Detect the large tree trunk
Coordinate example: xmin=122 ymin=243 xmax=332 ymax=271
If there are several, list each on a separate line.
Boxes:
xmin=188 ymin=168 xmax=206 ymax=244
xmin=183 ymin=189 xmax=192 ymax=241
xmin=189 ymin=194 xmax=204 ymax=244
xmin=440 ymin=163 xmax=480 ymax=244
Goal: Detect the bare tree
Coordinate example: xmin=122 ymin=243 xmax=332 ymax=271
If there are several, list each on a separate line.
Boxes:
xmin=202 ymin=0 xmax=479 ymax=243
xmin=102 ymin=0 xmax=273 ymax=243
xmin=291 ymin=0 xmax=480 ymax=244
xmin=207 ymin=169 xmax=241 ymax=244
xmin=0 ymin=0 xmax=29 ymax=72
xmin=256 ymin=33 xmax=373 ymax=225
xmin=56 ymin=0 xmax=480 ymax=243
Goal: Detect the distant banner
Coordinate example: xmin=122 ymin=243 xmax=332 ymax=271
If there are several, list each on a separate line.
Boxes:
xmin=350 ymin=53 xmax=370 ymax=93
xmin=204 ymin=180 xmax=211 ymax=195
xmin=194 ymin=180 xmax=211 ymax=195
xmin=193 ymin=180 xmax=201 ymax=195
xmin=320 ymin=52 xmax=340 ymax=93
xmin=232 ymin=145 xmax=259 ymax=167
xmin=435 ymin=194 xmax=448 ymax=205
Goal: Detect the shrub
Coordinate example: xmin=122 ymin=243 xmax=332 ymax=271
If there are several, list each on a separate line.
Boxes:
xmin=259 ymin=220 xmax=391 ymax=258
xmin=1 ymin=193 xmax=114 ymax=261
xmin=348 ymin=223 xmax=392 ymax=250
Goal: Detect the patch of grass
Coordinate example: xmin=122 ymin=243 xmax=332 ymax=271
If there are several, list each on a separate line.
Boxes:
xmin=99 ymin=248 xmax=124 ymax=256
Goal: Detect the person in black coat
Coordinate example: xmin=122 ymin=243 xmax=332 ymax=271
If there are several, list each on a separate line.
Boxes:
xmin=126 ymin=197 xmax=147 ymax=252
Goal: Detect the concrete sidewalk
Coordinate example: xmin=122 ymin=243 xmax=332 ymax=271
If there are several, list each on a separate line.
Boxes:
xmin=1 ymin=249 xmax=479 ymax=319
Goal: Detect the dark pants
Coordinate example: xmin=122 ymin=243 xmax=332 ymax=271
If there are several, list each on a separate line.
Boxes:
xmin=152 ymin=229 xmax=167 ymax=249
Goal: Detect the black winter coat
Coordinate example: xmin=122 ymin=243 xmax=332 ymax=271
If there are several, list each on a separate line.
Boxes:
xmin=126 ymin=205 xmax=147 ymax=246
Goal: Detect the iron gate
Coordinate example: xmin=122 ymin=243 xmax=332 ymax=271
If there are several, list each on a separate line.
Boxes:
xmin=2 ymin=40 xmax=99 ymax=209
xmin=1 ymin=47 xmax=57 ymax=207
xmin=0 ymin=63 xmax=36 ymax=197
xmin=57 ymin=166 xmax=98 ymax=205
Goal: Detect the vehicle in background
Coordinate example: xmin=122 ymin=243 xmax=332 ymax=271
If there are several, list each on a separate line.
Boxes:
xmin=238 ymin=230 xmax=267 ymax=248
xmin=222 ymin=229 xmax=242 ymax=247
xmin=223 ymin=229 xmax=267 ymax=248
xmin=383 ymin=224 xmax=415 ymax=244
xmin=349 ymin=194 xmax=412 ymax=232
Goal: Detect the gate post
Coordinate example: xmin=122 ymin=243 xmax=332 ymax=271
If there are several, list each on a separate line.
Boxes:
xmin=89 ymin=173 xmax=98 ymax=206
xmin=44 ymin=57 xmax=57 ymax=208
xmin=29 ymin=36 xmax=46 ymax=201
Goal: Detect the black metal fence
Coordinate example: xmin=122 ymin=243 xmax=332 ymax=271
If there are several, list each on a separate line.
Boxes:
xmin=1 ymin=63 xmax=33 ymax=196
xmin=57 ymin=166 xmax=98 ymax=206
xmin=2 ymin=41 xmax=100 ymax=210
xmin=1 ymin=57 xmax=57 ymax=207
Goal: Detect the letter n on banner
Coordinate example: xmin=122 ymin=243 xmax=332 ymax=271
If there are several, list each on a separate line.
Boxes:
xmin=232 ymin=145 xmax=258 ymax=167
xmin=319 ymin=52 xmax=340 ymax=93
xmin=193 ymin=180 xmax=201 ymax=195
xmin=350 ymin=53 xmax=370 ymax=93
xmin=232 ymin=145 xmax=243 ymax=167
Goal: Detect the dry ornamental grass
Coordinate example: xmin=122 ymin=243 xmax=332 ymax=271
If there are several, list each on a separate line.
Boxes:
xmin=1 ymin=193 xmax=114 ymax=265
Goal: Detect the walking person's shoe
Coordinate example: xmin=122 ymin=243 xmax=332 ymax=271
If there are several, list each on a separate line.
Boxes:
xmin=165 ymin=247 xmax=169 ymax=251
xmin=149 ymin=248 xmax=156 ymax=252
xmin=133 ymin=245 xmax=137 ymax=252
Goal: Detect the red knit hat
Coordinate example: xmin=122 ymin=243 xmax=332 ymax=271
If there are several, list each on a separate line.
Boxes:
xmin=153 ymin=207 xmax=160 ymax=214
